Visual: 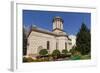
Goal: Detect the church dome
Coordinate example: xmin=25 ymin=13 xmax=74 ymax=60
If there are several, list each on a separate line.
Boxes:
xmin=54 ymin=16 xmax=61 ymax=19
xmin=52 ymin=16 xmax=64 ymax=23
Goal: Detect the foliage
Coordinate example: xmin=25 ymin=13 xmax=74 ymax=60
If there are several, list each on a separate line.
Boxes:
xmin=23 ymin=57 xmax=28 ymax=62
xmin=23 ymin=27 xmax=27 ymax=55
xmin=39 ymin=49 xmax=48 ymax=56
xmin=62 ymin=49 xmax=68 ymax=55
xmin=52 ymin=49 xmax=61 ymax=57
xmin=69 ymin=47 xmax=77 ymax=55
xmin=81 ymin=54 xmax=91 ymax=59
xmin=76 ymin=23 xmax=91 ymax=55
xmin=23 ymin=57 xmax=34 ymax=62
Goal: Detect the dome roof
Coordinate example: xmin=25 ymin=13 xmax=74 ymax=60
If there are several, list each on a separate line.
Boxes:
xmin=54 ymin=16 xmax=62 ymax=19
xmin=52 ymin=16 xmax=64 ymax=23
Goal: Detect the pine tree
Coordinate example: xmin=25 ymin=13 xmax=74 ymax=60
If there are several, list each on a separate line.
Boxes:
xmin=76 ymin=23 xmax=91 ymax=55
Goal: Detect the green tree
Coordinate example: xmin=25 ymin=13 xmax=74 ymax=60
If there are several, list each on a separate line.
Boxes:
xmin=39 ymin=49 xmax=48 ymax=56
xmin=23 ymin=27 xmax=27 ymax=55
xmin=76 ymin=23 xmax=91 ymax=55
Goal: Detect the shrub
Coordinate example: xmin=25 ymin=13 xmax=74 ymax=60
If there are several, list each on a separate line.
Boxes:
xmin=70 ymin=49 xmax=81 ymax=60
xmin=69 ymin=47 xmax=77 ymax=55
xmin=62 ymin=49 xmax=68 ymax=55
xmin=23 ymin=57 xmax=34 ymax=62
xmin=39 ymin=49 xmax=48 ymax=56
xmin=52 ymin=49 xmax=61 ymax=57
xmin=23 ymin=57 xmax=28 ymax=62
xmin=27 ymin=57 xmax=34 ymax=62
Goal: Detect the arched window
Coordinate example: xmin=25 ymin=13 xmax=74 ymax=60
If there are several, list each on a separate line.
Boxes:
xmin=47 ymin=41 xmax=50 ymax=50
xmin=65 ymin=42 xmax=67 ymax=49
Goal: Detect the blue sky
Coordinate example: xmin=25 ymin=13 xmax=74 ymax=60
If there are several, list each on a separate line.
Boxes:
xmin=23 ymin=10 xmax=91 ymax=35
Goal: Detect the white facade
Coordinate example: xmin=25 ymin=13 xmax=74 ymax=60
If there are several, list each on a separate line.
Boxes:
xmin=69 ymin=35 xmax=76 ymax=47
xmin=27 ymin=16 xmax=75 ymax=56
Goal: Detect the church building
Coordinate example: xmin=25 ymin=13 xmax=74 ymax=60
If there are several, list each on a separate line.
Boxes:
xmin=27 ymin=16 xmax=75 ymax=56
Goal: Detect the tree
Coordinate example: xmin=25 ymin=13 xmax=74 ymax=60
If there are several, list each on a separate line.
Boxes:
xmin=76 ymin=23 xmax=91 ymax=55
xmin=39 ymin=49 xmax=48 ymax=56
xmin=23 ymin=27 xmax=27 ymax=55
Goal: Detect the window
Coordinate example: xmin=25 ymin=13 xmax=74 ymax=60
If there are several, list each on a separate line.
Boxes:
xmin=47 ymin=41 xmax=50 ymax=50
xmin=65 ymin=42 xmax=67 ymax=49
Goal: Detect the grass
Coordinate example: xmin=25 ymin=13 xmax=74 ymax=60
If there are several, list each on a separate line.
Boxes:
xmin=70 ymin=54 xmax=91 ymax=60
xmin=81 ymin=54 xmax=91 ymax=60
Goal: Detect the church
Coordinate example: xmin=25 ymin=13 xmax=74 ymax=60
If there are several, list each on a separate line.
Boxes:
xmin=27 ymin=16 xmax=76 ymax=56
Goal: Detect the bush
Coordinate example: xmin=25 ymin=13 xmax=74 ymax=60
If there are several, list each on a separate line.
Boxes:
xmin=70 ymin=49 xmax=81 ymax=60
xmin=69 ymin=47 xmax=77 ymax=55
xmin=62 ymin=49 xmax=68 ymax=55
xmin=23 ymin=57 xmax=28 ymax=62
xmin=52 ymin=49 xmax=61 ymax=57
xmin=23 ymin=57 xmax=34 ymax=62
xmin=39 ymin=49 xmax=48 ymax=56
